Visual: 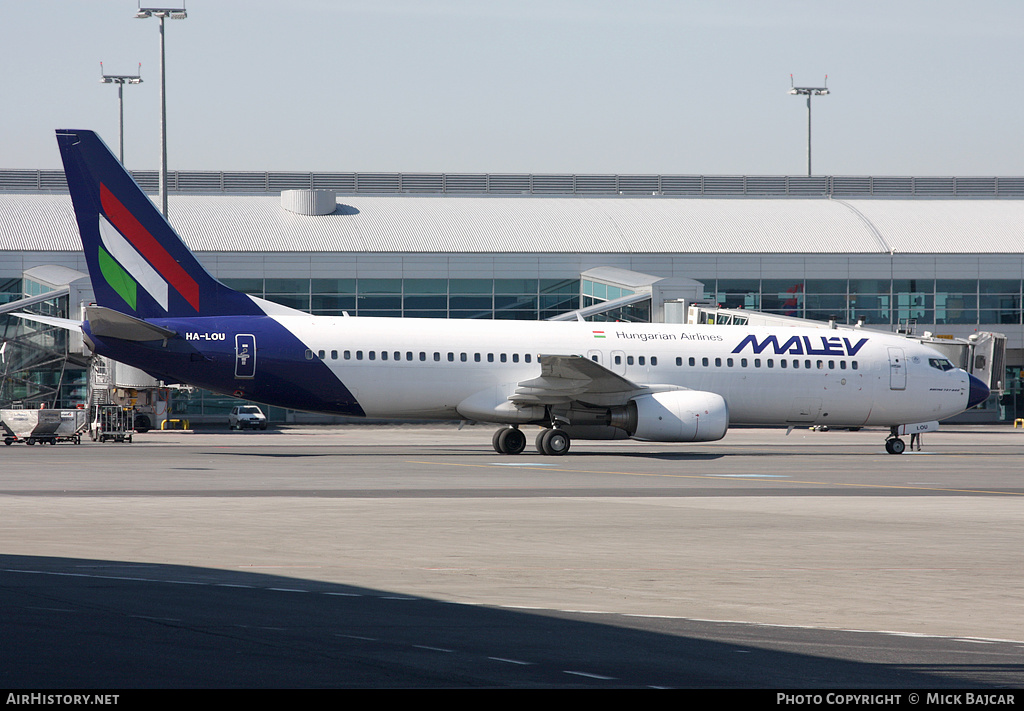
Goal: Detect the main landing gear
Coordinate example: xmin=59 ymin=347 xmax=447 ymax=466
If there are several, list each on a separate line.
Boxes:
xmin=535 ymin=427 xmax=571 ymax=456
xmin=492 ymin=426 xmax=526 ymax=455
xmin=492 ymin=426 xmax=571 ymax=456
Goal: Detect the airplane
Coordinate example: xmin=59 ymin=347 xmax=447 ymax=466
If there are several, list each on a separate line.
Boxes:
xmin=29 ymin=129 xmax=989 ymax=456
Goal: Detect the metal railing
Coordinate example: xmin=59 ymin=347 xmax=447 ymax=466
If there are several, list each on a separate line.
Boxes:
xmin=3 ymin=169 xmax=1024 ymax=198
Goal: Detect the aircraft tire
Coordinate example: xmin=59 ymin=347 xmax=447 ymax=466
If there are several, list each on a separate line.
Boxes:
xmin=885 ymin=438 xmax=906 ymax=455
xmin=537 ymin=428 xmax=570 ymax=456
xmin=496 ymin=427 xmax=526 ymax=455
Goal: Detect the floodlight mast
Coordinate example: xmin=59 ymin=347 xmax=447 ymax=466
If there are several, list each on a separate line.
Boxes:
xmin=135 ymin=6 xmax=187 ymax=218
xmin=789 ymin=75 xmax=830 ymax=176
xmin=99 ymin=63 xmax=143 ymax=165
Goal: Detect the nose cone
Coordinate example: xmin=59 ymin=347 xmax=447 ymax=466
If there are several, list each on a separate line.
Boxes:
xmin=967 ymin=374 xmax=990 ymax=409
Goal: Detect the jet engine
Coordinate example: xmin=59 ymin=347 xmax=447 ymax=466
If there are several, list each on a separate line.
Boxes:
xmin=618 ymin=391 xmax=729 ymax=442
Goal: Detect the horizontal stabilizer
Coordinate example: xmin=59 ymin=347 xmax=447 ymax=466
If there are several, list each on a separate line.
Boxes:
xmin=85 ymin=305 xmax=177 ymax=341
xmin=9 ymin=312 xmax=83 ymax=332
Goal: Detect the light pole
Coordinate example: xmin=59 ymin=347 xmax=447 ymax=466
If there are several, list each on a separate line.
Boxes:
xmin=789 ymin=75 xmax=829 ymax=176
xmin=135 ymin=6 xmax=187 ymax=218
xmin=99 ymin=63 xmax=143 ymax=165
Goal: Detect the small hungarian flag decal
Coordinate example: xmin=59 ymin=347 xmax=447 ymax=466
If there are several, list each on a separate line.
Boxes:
xmin=592 ymin=330 xmax=606 ymax=338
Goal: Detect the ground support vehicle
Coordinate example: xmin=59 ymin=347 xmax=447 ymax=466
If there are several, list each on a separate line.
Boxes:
xmin=1 ymin=409 xmax=89 ymax=446
xmin=90 ymin=405 xmax=135 ymax=443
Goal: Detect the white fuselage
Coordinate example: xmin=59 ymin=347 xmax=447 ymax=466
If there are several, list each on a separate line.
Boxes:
xmin=276 ymin=316 xmax=972 ymax=427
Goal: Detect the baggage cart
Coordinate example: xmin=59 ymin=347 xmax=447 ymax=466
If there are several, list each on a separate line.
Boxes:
xmin=1 ymin=409 xmax=89 ymax=446
xmin=90 ymin=405 xmax=135 ymax=443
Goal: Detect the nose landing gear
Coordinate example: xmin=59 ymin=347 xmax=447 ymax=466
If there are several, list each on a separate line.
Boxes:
xmin=885 ymin=431 xmax=906 ymax=455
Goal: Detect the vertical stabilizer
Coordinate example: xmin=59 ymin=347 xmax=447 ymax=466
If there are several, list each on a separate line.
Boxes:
xmin=56 ymin=129 xmax=262 ymax=319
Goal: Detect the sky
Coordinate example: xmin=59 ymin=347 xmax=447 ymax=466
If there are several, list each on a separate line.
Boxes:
xmin=3 ymin=1 xmax=1023 ymax=175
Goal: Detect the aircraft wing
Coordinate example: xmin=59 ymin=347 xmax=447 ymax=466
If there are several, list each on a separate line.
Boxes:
xmin=511 ymin=354 xmax=656 ymax=407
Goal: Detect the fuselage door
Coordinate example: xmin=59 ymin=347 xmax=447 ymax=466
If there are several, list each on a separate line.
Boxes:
xmin=610 ymin=350 xmax=626 ymax=375
xmin=888 ymin=347 xmax=906 ymax=390
xmin=235 ymin=334 xmax=256 ymax=379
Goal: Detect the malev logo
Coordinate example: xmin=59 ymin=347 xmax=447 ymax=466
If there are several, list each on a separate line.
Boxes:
xmin=95 ymin=183 xmax=200 ymax=313
xmin=731 ymin=334 xmax=869 ymax=356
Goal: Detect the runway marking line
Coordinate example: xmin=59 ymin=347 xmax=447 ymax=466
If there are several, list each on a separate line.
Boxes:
xmin=406 ymin=460 xmax=1024 ymax=497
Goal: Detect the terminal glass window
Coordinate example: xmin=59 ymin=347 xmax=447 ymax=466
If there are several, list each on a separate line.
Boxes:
xmin=714 ymin=279 xmax=760 ymax=310
xmin=979 ymin=279 xmax=1021 ymax=325
xmin=893 ymin=279 xmax=934 ymax=325
xmin=935 ymin=279 xmax=978 ymax=325
xmin=805 ymin=280 xmax=848 ymax=322
xmin=761 ymin=279 xmax=804 ymax=318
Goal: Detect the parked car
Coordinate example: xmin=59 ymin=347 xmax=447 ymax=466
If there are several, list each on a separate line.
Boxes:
xmin=228 ymin=405 xmax=268 ymax=430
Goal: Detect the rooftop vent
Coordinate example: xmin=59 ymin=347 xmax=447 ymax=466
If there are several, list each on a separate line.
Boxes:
xmin=281 ymin=189 xmax=337 ymax=216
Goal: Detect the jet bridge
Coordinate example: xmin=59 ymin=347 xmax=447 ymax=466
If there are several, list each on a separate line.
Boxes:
xmin=0 ymin=266 xmax=170 ymax=430
xmin=549 ymin=268 xmax=705 ymax=323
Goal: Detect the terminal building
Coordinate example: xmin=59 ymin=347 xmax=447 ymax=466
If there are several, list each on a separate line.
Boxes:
xmin=2 ymin=169 xmax=1023 ymax=424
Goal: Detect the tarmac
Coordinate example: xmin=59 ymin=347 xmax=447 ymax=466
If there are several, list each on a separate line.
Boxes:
xmin=2 ymin=423 xmax=1022 ymax=688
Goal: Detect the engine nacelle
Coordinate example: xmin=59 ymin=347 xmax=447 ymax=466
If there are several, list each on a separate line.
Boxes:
xmin=625 ymin=391 xmax=729 ymax=442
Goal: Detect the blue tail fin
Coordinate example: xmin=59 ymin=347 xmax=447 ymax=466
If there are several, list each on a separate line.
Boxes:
xmin=56 ymin=129 xmax=262 ymax=319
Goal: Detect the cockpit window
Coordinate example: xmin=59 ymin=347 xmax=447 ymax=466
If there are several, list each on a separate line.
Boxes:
xmin=929 ymin=358 xmax=955 ymax=371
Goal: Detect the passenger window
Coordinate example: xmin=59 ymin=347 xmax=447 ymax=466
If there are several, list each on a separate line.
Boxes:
xmin=344 ymin=350 xmax=351 ymax=360
xmin=512 ymin=354 xmax=519 ymax=363
xmin=852 ymin=361 xmax=859 ymax=370
xmin=525 ymin=354 xmax=532 ymax=363
xmin=676 ymin=357 xmax=682 ymax=366
xmin=689 ymin=357 xmax=696 ymax=366
xmin=702 ymin=357 xmax=709 ymax=367
xmin=356 ymin=350 xmax=363 ymax=360
xmin=651 ymin=356 xmax=657 ymax=366
xmin=318 ymin=350 xmax=326 ymax=360
xmin=369 ymin=351 xmax=376 ymax=361
xmin=715 ymin=358 xmax=722 ymax=367
xmin=433 ymin=352 xmax=440 ymax=362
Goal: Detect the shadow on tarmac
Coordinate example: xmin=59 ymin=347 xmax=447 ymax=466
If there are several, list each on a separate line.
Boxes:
xmin=2 ymin=554 xmax=1020 ymax=689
